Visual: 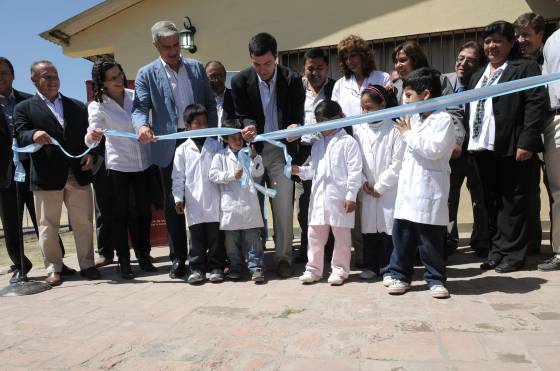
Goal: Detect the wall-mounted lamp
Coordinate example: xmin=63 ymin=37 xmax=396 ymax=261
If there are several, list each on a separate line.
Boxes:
xmin=179 ymin=16 xmax=197 ymax=53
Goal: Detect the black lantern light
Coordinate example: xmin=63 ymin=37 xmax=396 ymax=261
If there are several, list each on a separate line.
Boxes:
xmin=179 ymin=16 xmax=197 ymax=53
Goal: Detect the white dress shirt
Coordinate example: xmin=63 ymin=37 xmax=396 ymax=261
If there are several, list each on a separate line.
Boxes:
xmin=467 ymin=62 xmax=508 ymax=152
xmin=257 ymin=66 xmax=279 ymax=133
xmin=331 ymin=70 xmax=391 ymax=117
xmin=86 ymin=89 xmax=150 ymax=173
xmin=37 ymin=91 xmax=64 ymax=128
xmin=301 ymin=78 xmax=327 ymax=145
xmin=215 ymin=90 xmax=225 ymax=126
xmin=543 ymin=29 xmax=560 ymax=110
xmin=161 ymin=57 xmax=194 ymax=129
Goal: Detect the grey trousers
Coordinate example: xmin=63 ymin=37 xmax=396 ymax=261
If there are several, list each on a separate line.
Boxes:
xmin=260 ymin=142 xmax=294 ymax=264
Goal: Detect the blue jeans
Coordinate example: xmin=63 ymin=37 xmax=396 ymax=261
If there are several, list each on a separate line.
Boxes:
xmin=387 ymin=219 xmax=447 ymax=287
xmin=224 ymin=228 xmax=265 ymax=273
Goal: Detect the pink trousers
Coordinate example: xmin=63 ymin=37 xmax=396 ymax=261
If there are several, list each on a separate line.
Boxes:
xmin=306 ymin=225 xmax=352 ymax=278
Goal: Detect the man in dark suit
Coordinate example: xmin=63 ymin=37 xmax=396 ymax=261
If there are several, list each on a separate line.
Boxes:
xmin=231 ymin=32 xmax=305 ymax=278
xmin=205 ymin=60 xmax=236 ymax=125
xmin=14 ymin=60 xmax=100 ymax=286
xmin=443 ymin=42 xmax=490 ymax=258
xmin=294 ymin=48 xmax=336 ymax=263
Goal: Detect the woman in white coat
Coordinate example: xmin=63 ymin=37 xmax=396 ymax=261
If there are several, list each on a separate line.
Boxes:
xmin=355 ymin=85 xmax=405 ymax=280
xmin=292 ymin=101 xmax=362 ymax=286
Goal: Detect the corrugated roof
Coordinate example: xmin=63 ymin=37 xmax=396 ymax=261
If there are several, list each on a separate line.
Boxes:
xmin=39 ymin=0 xmax=144 ymax=46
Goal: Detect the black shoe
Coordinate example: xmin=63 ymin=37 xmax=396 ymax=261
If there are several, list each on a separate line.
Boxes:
xmin=9 ymin=270 xmax=24 ymax=284
xmin=294 ymin=250 xmax=308 ymax=264
xmin=276 ymin=260 xmax=292 ymax=278
xmin=61 ymin=264 xmax=77 ymax=276
xmin=169 ymin=260 xmax=187 ymax=279
xmin=495 ymin=261 xmax=524 ymax=273
xmin=138 ymin=256 xmax=158 ymax=272
xmin=80 ymin=267 xmax=101 ymax=280
xmin=480 ymin=260 xmax=500 ymax=270
xmin=118 ymin=257 xmax=135 ymax=280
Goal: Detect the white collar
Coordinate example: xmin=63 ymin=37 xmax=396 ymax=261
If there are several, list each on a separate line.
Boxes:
xmin=37 ymin=91 xmax=61 ymax=104
xmin=160 ymin=56 xmax=185 ymax=72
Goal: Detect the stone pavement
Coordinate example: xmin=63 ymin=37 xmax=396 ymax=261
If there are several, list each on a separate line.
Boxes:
xmin=0 ymin=243 xmax=559 ymax=371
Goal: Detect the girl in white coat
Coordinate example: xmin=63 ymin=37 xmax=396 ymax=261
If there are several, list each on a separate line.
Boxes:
xmin=172 ymin=104 xmax=225 ymax=284
xmin=356 ymin=85 xmax=405 ymax=280
xmin=209 ymin=119 xmax=266 ymax=283
xmin=292 ymin=101 xmax=363 ymax=285
xmin=385 ymin=68 xmax=455 ymax=299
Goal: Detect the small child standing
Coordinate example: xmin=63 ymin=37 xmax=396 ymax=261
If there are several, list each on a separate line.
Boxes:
xmin=292 ymin=100 xmax=363 ymax=286
xmin=385 ymin=68 xmax=456 ymax=298
xmin=172 ymin=104 xmax=225 ymax=284
xmin=209 ymin=119 xmax=266 ymax=283
xmin=355 ymin=85 xmax=405 ymax=280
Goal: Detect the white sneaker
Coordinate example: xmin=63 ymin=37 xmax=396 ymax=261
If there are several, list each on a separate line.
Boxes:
xmin=430 ymin=285 xmax=450 ymax=299
xmin=360 ymin=270 xmax=376 ymax=280
xmin=387 ymin=279 xmax=410 ymax=295
xmin=208 ymin=269 xmax=224 ymax=282
xmin=327 ymin=274 xmax=345 ymax=286
xmin=299 ymin=271 xmax=321 ymax=283
xmin=187 ymin=271 xmax=204 ymax=284
xmin=383 ymin=275 xmax=396 ymax=287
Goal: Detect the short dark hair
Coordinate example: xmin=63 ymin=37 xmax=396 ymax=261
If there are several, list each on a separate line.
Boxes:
xmin=361 ymin=85 xmax=399 ymax=109
xmin=303 ymin=48 xmax=329 ymax=65
xmin=482 ymin=21 xmax=521 ymax=60
xmin=458 ymin=41 xmax=486 ymax=67
xmin=314 ymin=100 xmax=343 ymax=121
xmin=513 ymin=12 xmax=545 ymax=34
xmin=183 ymin=103 xmax=208 ymax=125
xmin=392 ymin=41 xmax=429 ymax=70
xmin=91 ymin=57 xmax=127 ymax=103
xmin=0 ymin=57 xmax=14 ymax=76
xmin=205 ymin=60 xmax=226 ymax=74
xmin=221 ymin=118 xmax=242 ymax=130
xmin=248 ymin=33 xmax=277 ymax=57
xmin=402 ymin=67 xmax=442 ymax=98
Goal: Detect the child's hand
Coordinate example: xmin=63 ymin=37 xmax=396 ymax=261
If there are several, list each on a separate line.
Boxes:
xmin=362 ymin=182 xmax=374 ymax=196
xmin=250 ymin=144 xmax=257 ymax=159
xmin=285 ymin=123 xmax=301 ymax=143
xmin=234 ymin=168 xmax=243 ymax=179
xmin=344 ymin=200 xmax=356 ymax=213
xmin=291 ymin=165 xmax=300 ymax=174
xmin=175 ymin=202 xmax=184 ymax=215
xmin=372 ymin=190 xmax=381 ymax=198
xmin=395 ymin=116 xmax=411 ymax=134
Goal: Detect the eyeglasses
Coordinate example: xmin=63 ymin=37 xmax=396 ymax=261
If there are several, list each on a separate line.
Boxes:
xmin=207 ymin=73 xmax=225 ymax=81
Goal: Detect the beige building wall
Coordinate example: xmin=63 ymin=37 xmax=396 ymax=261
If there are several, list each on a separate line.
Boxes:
xmin=61 ymin=0 xmax=560 ymax=77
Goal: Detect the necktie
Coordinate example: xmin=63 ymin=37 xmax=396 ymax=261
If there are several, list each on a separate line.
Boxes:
xmin=472 ymin=69 xmax=504 ymax=139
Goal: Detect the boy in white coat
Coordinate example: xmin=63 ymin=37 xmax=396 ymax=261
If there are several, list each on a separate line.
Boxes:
xmin=292 ymin=100 xmax=363 ymax=285
xmin=209 ymin=119 xmax=266 ymax=283
xmin=172 ymin=104 xmax=225 ymax=284
xmin=385 ymin=68 xmax=455 ymax=298
xmin=356 ymin=85 xmax=405 ymax=280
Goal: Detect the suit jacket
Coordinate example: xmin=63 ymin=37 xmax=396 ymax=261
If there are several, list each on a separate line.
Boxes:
xmin=14 ymin=89 xmax=32 ymax=104
xmin=132 ymin=57 xmax=217 ymax=167
xmin=14 ymin=94 xmax=93 ymax=190
xmin=0 ymin=106 xmax=12 ymax=188
xmin=231 ymin=64 xmax=305 ymax=155
xmin=465 ymin=59 xmax=547 ymax=156
xmin=220 ymin=88 xmax=237 ymax=123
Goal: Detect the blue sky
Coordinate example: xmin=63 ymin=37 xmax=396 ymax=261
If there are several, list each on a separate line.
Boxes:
xmin=1 ymin=0 xmax=104 ymax=102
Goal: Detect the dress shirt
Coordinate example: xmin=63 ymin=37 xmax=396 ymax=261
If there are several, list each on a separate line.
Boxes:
xmin=467 ymin=62 xmax=508 ymax=152
xmin=257 ymin=66 xmax=279 ymax=133
xmin=301 ymin=78 xmax=327 ymax=145
xmin=86 ymin=89 xmax=150 ymax=172
xmin=160 ymin=57 xmax=194 ymax=129
xmin=215 ymin=90 xmax=225 ymax=126
xmin=37 ymin=91 xmax=64 ymax=128
xmin=543 ymin=29 xmax=560 ymax=110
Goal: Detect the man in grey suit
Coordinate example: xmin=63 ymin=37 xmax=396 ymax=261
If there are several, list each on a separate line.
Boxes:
xmin=132 ymin=21 xmax=217 ymax=279
xmin=444 ymin=41 xmax=489 ymax=257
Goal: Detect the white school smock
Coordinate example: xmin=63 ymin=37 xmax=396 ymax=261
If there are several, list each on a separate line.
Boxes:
xmin=356 ymin=120 xmax=405 ymax=234
xmin=209 ymin=147 xmax=265 ymax=230
xmin=394 ymin=111 xmax=455 ymax=226
xmin=298 ymin=129 xmax=363 ymax=228
xmin=172 ymin=138 xmax=221 ymax=226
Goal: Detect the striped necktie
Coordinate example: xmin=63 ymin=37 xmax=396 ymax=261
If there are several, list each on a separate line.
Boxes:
xmin=472 ymin=69 xmax=504 ymax=139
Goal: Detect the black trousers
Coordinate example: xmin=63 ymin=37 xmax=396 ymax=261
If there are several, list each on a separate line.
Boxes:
xmin=447 ymin=153 xmax=490 ymax=253
xmin=93 ymin=162 xmax=113 ymax=260
xmin=188 ymin=222 xmax=225 ymax=273
xmin=474 ymin=152 xmax=540 ymax=265
xmin=0 ymin=178 xmax=32 ymax=272
xmin=108 ymin=169 xmax=152 ymax=260
xmin=363 ymin=232 xmax=393 ymax=275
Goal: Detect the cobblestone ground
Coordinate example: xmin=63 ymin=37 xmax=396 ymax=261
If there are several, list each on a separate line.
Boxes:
xmin=0 ymin=242 xmax=559 ymax=371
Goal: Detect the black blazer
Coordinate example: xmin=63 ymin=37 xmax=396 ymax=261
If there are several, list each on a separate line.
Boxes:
xmin=14 ymin=94 xmax=93 ymax=191
xmin=14 ymin=89 xmax=32 ymax=104
xmin=465 ymin=59 xmax=548 ymax=156
xmin=0 ymin=106 xmax=12 ymax=189
xmin=231 ymin=64 xmax=305 ymax=155
xmin=221 ymin=88 xmax=237 ymax=123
